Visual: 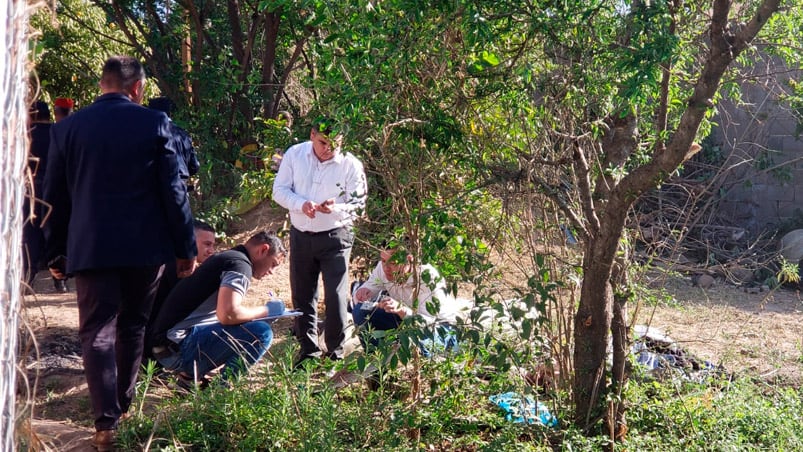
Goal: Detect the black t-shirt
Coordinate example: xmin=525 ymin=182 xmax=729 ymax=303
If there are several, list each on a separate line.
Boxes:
xmin=147 ymin=245 xmax=253 ymax=347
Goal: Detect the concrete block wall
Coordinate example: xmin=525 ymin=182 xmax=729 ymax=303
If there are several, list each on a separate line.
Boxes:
xmin=710 ymin=56 xmax=802 ymax=234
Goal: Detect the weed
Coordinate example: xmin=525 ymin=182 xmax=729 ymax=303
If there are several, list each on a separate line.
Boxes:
xmin=118 ymin=307 xmax=803 ymax=450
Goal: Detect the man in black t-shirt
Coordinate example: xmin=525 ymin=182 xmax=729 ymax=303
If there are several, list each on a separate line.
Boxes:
xmin=143 ymin=219 xmax=217 ymax=363
xmin=147 ymin=231 xmax=286 ymax=387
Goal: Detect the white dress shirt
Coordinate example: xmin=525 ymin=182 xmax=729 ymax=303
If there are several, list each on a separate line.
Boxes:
xmin=272 ymin=141 xmax=367 ymax=232
xmin=358 ymin=263 xmax=460 ymax=325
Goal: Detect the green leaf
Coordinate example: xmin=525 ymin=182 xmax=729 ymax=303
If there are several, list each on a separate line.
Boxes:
xmin=479 ymin=50 xmax=500 ymax=66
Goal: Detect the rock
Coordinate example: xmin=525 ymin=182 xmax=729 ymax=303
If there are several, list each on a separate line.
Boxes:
xmin=729 ymin=268 xmax=754 ymax=284
xmin=693 ymin=274 xmax=715 ymax=289
xmin=779 ymin=229 xmax=803 ymax=262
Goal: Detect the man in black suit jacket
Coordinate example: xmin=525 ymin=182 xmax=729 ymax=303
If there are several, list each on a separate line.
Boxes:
xmin=22 ymin=101 xmax=51 ymax=288
xmin=43 ymin=55 xmax=197 ymax=451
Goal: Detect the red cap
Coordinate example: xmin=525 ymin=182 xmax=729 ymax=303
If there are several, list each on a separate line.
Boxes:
xmin=54 ymin=98 xmax=75 ymax=109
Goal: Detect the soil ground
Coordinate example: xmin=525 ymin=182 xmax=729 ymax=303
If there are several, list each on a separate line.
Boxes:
xmin=17 ymin=203 xmax=803 ymax=450
xmin=639 ymin=271 xmax=803 ymax=385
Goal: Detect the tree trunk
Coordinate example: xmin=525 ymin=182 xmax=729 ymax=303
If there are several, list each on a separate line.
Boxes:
xmin=608 ymin=259 xmax=631 ymax=442
xmin=1 ymin=0 xmax=31 ymax=447
xmin=261 ymin=11 xmax=281 ymax=118
xmin=572 ymin=0 xmax=781 ymax=435
xmin=573 ymin=206 xmax=626 ymax=428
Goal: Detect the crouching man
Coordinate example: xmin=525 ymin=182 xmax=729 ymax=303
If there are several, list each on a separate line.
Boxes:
xmin=352 ymin=247 xmax=463 ymax=357
xmin=148 ymin=231 xmax=287 ymax=388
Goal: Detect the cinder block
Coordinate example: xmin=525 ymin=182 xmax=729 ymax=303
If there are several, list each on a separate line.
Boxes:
xmin=753 ymin=183 xmax=794 ymax=202
xmin=724 ymin=186 xmax=753 ymax=202
xmin=777 ymin=201 xmax=799 ymax=218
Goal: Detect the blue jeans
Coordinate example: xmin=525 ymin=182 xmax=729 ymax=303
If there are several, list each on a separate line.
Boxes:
xmin=174 ymin=321 xmax=273 ymax=379
xmin=352 ymin=303 xmax=458 ymax=357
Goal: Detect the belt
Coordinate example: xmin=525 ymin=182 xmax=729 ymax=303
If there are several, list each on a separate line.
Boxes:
xmin=292 ymin=226 xmax=342 ymax=236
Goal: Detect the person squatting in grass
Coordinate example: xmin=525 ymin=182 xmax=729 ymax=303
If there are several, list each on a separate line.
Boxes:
xmin=147 ymin=231 xmax=287 ymax=389
xmin=352 ymin=247 xmax=463 ymax=357
xmin=142 ymin=219 xmax=217 ymax=365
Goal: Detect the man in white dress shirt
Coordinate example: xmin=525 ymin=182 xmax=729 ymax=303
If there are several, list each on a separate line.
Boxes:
xmin=272 ymin=117 xmax=367 ymax=367
xmin=352 ymin=247 xmax=461 ymax=356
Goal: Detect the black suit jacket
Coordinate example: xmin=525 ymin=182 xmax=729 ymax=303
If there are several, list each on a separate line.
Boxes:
xmin=44 ymin=93 xmax=196 ymax=272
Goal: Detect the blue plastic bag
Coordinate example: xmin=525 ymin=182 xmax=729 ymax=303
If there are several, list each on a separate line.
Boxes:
xmin=489 ymin=392 xmax=558 ymax=427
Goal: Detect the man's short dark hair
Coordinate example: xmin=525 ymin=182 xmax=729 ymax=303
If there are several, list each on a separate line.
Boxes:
xmin=30 ymin=101 xmax=50 ymax=122
xmin=247 ymin=230 xmax=286 ymax=256
xmin=193 ymin=220 xmax=215 ymax=234
xmin=311 ymin=116 xmax=347 ymax=137
xmin=101 ymin=56 xmax=145 ymax=91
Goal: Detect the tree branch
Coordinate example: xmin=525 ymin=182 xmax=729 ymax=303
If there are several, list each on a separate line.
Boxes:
xmin=227 ymin=0 xmax=246 ymax=66
xmin=613 ymin=0 xmax=781 ymax=206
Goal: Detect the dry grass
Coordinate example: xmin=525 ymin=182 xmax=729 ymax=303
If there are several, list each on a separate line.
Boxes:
xmin=638 ymin=272 xmax=803 ymax=386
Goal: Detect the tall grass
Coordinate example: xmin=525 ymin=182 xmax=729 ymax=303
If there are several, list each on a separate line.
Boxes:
xmin=623 ymin=378 xmax=803 ymax=451
xmin=119 ymin=332 xmax=803 ymax=451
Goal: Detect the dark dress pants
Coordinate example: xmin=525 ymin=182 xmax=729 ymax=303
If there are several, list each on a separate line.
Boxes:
xmin=21 ymin=197 xmax=45 ymax=286
xmin=74 ymin=265 xmax=163 ymax=431
xmin=22 ymin=220 xmax=44 ymax=286
xmin=142 ymin=259 xmax=178 ymax=363
xmin=290 ymin=226 xmax=353 ymax=360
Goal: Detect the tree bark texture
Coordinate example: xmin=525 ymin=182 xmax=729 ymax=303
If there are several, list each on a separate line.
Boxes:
xmin=609 ymin=259 xmax=631 ymax=442
xmin=573 ymin=202 xmax=627 ymax=428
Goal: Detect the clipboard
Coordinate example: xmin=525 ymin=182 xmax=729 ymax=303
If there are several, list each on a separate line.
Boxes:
xmin=253 ymin=310 xmax=303 ymax=322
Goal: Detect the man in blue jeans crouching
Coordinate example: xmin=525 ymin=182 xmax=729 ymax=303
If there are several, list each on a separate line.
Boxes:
xmin=148 ymin=231 xmax=287 ymax=388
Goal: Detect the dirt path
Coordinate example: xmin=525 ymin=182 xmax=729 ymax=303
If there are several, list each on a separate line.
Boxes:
xmin=21 ymin=272 xmax=93 ymax=451
xmin=639 ymin=273 xmax=803 ymax=385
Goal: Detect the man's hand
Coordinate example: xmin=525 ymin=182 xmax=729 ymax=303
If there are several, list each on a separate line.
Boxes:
xmin=354 ymin=287 xmax=373 ymax=302
xmin=176 ymin=257 xmax=197 ymax=278
xmin=302 ymin=200 xmax=317 ymax=218
xmin=378 ymin=296 xmax=411 ymax=318
xmin=315 ymin=198 xmax=335 ymax=214
xmin=302 ymin=198 xmax=335 ymax=218
xmin=49 ymin=267 xmax=66 ymax=280
xmin=48 ymin=255 xmax=67 ymax=280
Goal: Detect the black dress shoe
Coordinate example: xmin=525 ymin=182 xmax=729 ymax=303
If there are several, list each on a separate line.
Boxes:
xmin=53 ymin=278 xmax=68 ymax=293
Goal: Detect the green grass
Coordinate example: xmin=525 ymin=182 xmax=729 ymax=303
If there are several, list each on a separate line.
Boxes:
xmin=623 ymin=378 xmax=803 ymax=451
xmin=119 ymin=336 xmax=803 ymax=451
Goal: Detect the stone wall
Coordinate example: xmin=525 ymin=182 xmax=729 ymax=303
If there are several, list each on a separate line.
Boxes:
xmin=711 ymin=55 xmax=802 ymax=234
